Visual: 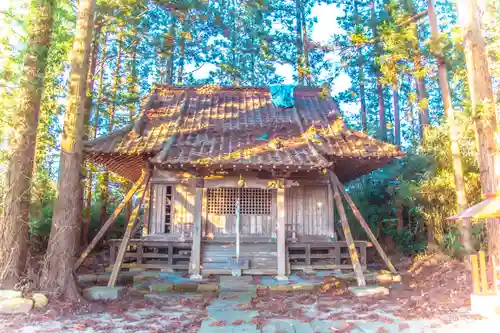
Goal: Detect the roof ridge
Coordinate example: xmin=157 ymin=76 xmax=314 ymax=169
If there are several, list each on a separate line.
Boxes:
xmin=153 ymin=84 xmax=324 ymax=92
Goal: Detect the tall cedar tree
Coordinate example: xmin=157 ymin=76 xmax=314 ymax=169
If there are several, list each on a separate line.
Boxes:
xmin=428 ymin=0 xmax=471 ymax=251
xmin=81 ymin=25 xmax=102 ymax=246
xmin=41 ymin=0 xmax=96 ymax=300
xmin=404 ymin=0 xmax=429 ymax=137
xmin=99 ymin=32 xmax=123 ymax=226
xmin=0 ymin=0 xmax=55 ymax=288
xmin=458 ymin=0 xmax=500 ymax=256
xmin=370 ymin=1 xmax=387 ymax=141
xmin=354 ymin=0 xmax=368 ymax=133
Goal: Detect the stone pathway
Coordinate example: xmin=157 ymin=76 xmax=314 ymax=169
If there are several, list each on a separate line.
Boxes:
xmin=201 ymin=276 xmax=260 ymax=332
xmin=2 ymin=272 xmax=500 ymax=332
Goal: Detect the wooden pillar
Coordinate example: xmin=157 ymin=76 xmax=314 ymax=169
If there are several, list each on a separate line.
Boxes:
xmin=327 ymin=180 xmax=336 ymax=240
xmin=142 ymin=180 xmax=152 ymax=237
xmin=190 ymin=180 xmax=203 ymax=280
xmin=108 ymin=176 xmax=150 ymax=287
xmin=331 ymin=176 xmax=366 ymax=286
xmin=276 ymin=184 xmax=288 ymax=280
xmin=329 ymin=171 xmax=397 ymax=274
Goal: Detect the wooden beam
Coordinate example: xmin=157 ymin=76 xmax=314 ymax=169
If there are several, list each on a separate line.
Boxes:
xmin=479 ymin=250 xmax=488 ymax=293
xmin=471 ymin=254 xmax=480 ymax=293
xmin=190 ymin=184 xmax=203 ymax=279
xmin=329 ymin=171 xmax=397 ymax=274
xmin=75 ymin=170 xmax=148 ymax=270
xmin=331 ymin=175 xmax=366 ymax=286
xmin=108 ymin=176 xmax=151 ymax=287
xmin=276 ymin=185 xmax=287 ymax=280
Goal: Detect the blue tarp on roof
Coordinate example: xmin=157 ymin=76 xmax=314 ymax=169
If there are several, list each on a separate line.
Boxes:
xmin=269 ymin=84 xmax=295 ymax=108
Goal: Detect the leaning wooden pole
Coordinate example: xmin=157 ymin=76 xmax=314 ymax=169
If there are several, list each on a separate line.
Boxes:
xmin=75 ymin=170 xmax=148 ymax=270
xmin=108 ymin=175 xmax=150 ymax=287
xmin=329 ymin=171 xmax=397 ymax=274
xmin=330 ymin=174 xmax=366 ymax=286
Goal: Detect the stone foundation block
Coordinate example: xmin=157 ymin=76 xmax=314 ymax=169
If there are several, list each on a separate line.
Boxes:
xmin=83 ymin=286 xmax=125 ymax=301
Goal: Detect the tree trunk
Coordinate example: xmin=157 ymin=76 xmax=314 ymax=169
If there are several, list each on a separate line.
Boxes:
xmin=370 ymin=1 xmax=387 ymax=141
xmin=355 ymin=1 xmax=368 ymax=133
xmin=125 ymin=30 xmax=139 ymax=223
xmin=81 ymin=25 xmax=101 ymax=247
xmin=99 ymin=33 xmax=122 ymax=226
xmin=92 ymin=32 xmax=108 ymax=140
xmin=393 ymin=85 xmax=401 ymax=146
xmin=177 ymin=10 xmax=189 ymax=85
xmin=296 ymin=0 xmax=304 ymax=86
xmin=301 ymin=8 xmax=311 ymax=85
xmin=165 ymin=14 xmax=176 ymax=85
xmin=428 ymin=0 xmax=472 ymax=252
xmin=405 ymin=0 xmax=430 ymax=138
xmin=0 ymin=0 xmax=55 ymax=289
xmin=41 ymin=0 xmax=96 ymax=300
xmin=458 ymin=0 xmax=499 ymax=257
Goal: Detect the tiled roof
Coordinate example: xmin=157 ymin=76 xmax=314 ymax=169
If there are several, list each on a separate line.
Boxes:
xmin=84 ymin=85 xmax=403 ymax=182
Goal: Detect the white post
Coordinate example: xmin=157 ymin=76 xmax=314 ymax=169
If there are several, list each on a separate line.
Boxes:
xmin=236 ymin=198 xmax=240 ymax=260
xmin=276 ymin=185 xmax=288 ymax=281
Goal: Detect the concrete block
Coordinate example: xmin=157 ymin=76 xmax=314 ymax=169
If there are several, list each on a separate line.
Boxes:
xmin=174 ymin=283 xmax=199 ymax=292
xmin=149 ymin=283 xmax=174 ymax=293
xmin=197 ymin=284 xmax=219 ymax=293
xmin=129 ymin=267 xmax=145 ymax=272
xmin=0 ymin=298 xmax=33 ymax=314
xmin=83 ymin=286 xmax=125 ymax=301
xmin=470 ymin=293 xmax=500 ymax=317
xmin=77 ymin=274 xmax=98 ymax=284
xmin=349 ymin=285 xmax=389 ymax=297
xmin=0 ymin=290 xmax=22 ymax=301
xmin=96 ymin=274 xmax=110 ymax=284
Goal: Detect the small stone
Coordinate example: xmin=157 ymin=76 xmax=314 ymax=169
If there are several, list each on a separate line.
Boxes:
xmin=32 ymin=293 xmax=48 ymax=308
xmin=197 ymin=284 xmax=218 ymax=293
xmin=0 ymin=298 xmax=33 ymax=314
xmin=149 ymin=283 xmax=174 ymax=293
xmin=349 ymin=285 xmax=389 ymax=297
xmin=83 ymin=286 xmax=125 ymax=301
xmin=0 ymin=290 xmax=22 ymax=301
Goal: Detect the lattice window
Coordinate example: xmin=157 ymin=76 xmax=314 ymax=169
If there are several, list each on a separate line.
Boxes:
xmin=207 ymin=188 xmax=272 ymax=215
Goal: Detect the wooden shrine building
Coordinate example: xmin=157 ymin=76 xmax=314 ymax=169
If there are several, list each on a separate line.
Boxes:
xmin=78 ymin=85 xmax=403 ymax=286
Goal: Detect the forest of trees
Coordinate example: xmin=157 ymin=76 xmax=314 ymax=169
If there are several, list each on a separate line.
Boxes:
xmin=0 ymin=0 xmax=498 ymax=300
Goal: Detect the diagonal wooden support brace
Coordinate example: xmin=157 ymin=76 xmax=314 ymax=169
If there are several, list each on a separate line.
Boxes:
xmin=329 ymin=171 xmax=397 ymax=274
xmin=330 ymin=174 xmax=366 ymax=286
xmin=75 ymin=170 xmax=149 ymax=270
xmin=108 ymin=175 xmax=151 ymax=287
